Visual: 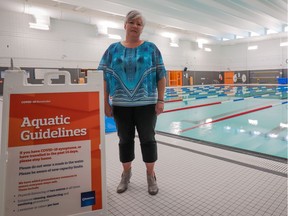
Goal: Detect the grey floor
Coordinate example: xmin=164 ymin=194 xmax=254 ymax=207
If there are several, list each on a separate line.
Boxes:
xmin=105 ymin=132 xmax=287 ymax=216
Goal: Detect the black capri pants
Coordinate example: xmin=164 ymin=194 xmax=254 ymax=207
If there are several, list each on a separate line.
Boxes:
xmin=112 ymin=104 xmax=157 ymax=163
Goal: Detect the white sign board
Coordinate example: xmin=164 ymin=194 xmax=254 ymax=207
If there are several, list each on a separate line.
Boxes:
xmin=0 ymin=70 xmax=106 ymax=216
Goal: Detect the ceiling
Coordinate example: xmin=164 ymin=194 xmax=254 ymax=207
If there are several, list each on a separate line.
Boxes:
xmin=1 ymin=0 xmax=288 ymax=44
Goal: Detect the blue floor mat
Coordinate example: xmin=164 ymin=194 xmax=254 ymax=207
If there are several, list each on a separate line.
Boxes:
xmin=105 ymin=116 xmax=117 ymax=133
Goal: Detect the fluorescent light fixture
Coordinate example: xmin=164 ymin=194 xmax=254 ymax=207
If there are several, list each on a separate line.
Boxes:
xmin=97 ymin=24 xmax=108 ymax=35
xmin=280 ymin=42 xmax=288 ymax=47
xmin=197 ymin=39 xmax=208 ymax=43
xmin=236 ymin=35 xmax=244 ymax=39
xmin=29 ymin=22 xmax=50 ymax=30
xmin=196 ymin=39 xmax=208 ymax=49
xmin=97 ymin=21 xmax=121 ymax=36
xmin=204 ymin=47 xmax=211 ymax=52
xmin=280 ymin=123 xmax=288 ymax=128
xmin=197 ymin=39 xmax=208 ymax=48
xmin=29 ymin=14 xmax=50 ymax=30
xmin=99 ymin=21 xmax=120 ymax=29
xmin=222 ymin=38 xmax=230 ymax=41
xmin=248 ymin=45 xmax=258 ymax=50
xmin=52 ymin=0 xmax=66 ymax=3
xmin=250 ymin=32 xmax=259 ymax=37
xmin=161 ymin=32 xmax=175 ymax=38
xmin=169 ymin=37 xmax=179 ymax=47
xmin=170 ymin=42 xmax=179 ymax=47
xmin=266 ymin=29 xmax=278 ymax=35
xmin=108 ymin=34 xmax=121 ymax=40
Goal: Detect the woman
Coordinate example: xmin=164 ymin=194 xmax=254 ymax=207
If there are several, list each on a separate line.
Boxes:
xmin=98 ymin=10 xmax=166 ymax=195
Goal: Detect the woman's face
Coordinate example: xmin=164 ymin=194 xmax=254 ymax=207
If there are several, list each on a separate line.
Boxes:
xmin=125 ymin=17 xmax=144 ymax=37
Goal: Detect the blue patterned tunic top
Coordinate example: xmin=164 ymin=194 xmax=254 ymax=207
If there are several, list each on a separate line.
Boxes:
xmin=98 ymin=41 xmax=166 ymax=107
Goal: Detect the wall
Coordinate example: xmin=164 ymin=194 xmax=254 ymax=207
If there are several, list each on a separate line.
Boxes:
xmin=0 ymin=10 xmax=109 ymax=69
xmin=220 ymin=38 xmax=288 ymax=71
xmin=182 ymin=71 xmax=221 ymax=86
xmin=0 ymin=9 xmax=287 ymax=72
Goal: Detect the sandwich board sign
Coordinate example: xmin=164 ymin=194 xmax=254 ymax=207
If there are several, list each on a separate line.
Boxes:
xmin=0 ymin=70 xmax=106 ymax=216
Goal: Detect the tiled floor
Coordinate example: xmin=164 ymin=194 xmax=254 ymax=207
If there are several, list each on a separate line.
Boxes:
xmin=105 ymin=132 xmax=287 ymax=216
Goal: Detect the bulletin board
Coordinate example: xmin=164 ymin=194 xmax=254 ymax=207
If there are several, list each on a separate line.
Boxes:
xmin=0 ymin=70 xmax=106 ymax=216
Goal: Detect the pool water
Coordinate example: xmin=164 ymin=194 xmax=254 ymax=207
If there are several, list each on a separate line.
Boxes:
xmin=156 ymin=86 xmax=288 ymax=159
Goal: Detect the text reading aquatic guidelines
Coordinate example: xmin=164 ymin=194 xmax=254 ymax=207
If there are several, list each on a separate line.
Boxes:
xmin=20 ymin=115 xmax=87 ymax=141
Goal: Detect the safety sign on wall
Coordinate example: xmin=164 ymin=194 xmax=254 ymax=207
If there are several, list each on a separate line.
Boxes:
xmin=0 ymin=70 xmax=106 ymax=216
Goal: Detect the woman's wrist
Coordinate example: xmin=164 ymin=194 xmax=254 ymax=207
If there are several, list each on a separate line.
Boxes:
xmin=157 ymin=99 xmax=164 ymax=104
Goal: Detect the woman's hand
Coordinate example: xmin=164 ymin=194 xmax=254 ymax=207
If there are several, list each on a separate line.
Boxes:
xmin=155 ymin=102 xmax=164 ymax=116
xmin=105 ymin=102 xmax=113 ymax=117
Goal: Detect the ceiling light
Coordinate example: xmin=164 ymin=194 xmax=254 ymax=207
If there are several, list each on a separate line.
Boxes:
xmin=197 ymin=39 xmax=207 ymax=49
xmin=235 ymin=35 xmax=244 ymax=39
xmin=52 ymin=0 xmax=66 ymax=2
xmin=108 ymin=34 xmax=121 ymax=40
xmin=266 ymin=29 xmax=278 ymax=35
xmin=97 ymin=24 xmax=108 ymax=35
xmin=98 ymin=21 xmax=120 ymax=29
xmin=197 ymin=39 xmax=208 ymax=43
xmin=161 ymin=32 xmax=175 ymax=38
xmin=248 ymin=45 xmax=258 ymax=50
xmin=169 ymin=37 xmax=179 ymax=47
xmin=204 ymin=48 xmax=211 ymax=52
xmin=280 ymin=42 xmax=288 ymax=47
xmin=250 ymin=32 xmax=259 ymax=37
xmin=29 ymin=22 xmax=50 ymax=30
xmin=170 ymin=42 xmax=179 ymax=47
xmin=29 ymin=14 xmax=50 ymax=31
xmin=222 ymin=38 xmax=230 ymax=41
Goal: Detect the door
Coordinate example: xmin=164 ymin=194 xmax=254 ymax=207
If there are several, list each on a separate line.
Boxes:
xmin=224 ymin=71 xmax=234 ymax=84
xmin=168 ymin=70 xmax=183 ymax=86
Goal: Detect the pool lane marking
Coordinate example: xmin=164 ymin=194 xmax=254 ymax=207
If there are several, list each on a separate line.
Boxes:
xmin=164 ymin=93 xmax=286 ymax=113
xmin=166 ymin=86 xmax=287 ymax=103
xmin=180 ymin=101 xmax=287 ymax=133
xmin=163 ymin=101 xmax=221 ymax=113
xmin=180 ymin=103 xmax=277 ymax=125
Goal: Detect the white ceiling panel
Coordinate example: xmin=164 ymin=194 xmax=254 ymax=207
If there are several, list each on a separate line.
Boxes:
xmin=0 ymin=0 xmax=287 ymax=44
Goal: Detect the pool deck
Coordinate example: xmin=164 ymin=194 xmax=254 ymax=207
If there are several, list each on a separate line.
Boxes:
xmin=105 ymin=132 xmax=287 ymax=216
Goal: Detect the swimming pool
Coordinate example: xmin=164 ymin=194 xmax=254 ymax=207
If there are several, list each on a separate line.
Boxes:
xmin=156 ymin=85 xmax=288 ymax=160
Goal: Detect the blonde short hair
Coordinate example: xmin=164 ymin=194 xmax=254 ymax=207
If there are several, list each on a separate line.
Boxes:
xmin=125 ymin=10 xmax=146 ymax=26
